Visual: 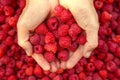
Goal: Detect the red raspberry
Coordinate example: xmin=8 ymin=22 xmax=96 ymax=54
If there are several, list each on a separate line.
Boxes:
xmin=66 ymin=18 xmax=75 ymax=26
xmin=0 ymin=68 xmax=5 ymax=78
xmin=76 ymin=34 xmax=86 ymax=45
xmin=69 ymin=74 xmax=79 ymax=80
xmin=34 ymin=45 xmax=44 ymax=54
xmin=115 ymin=47 xmax=120 ymax=58
xmin=29 ymin=34 xmax=40 ymax=45
xmin=69 ymin=23 xmax=82 ymax=37
xmin=8 ymin=16 xmax=18 ymax=27
xmin=45 ymin=32 xmax=55 ymax=43
xmin=33 ymin=65 xmax=43 ymax=77
xmin=99 ymin=69 xmax=108 ymax=79
xmin=0 ymin=31 xmax=7 ymax=41
xmin=115 ymin=69 xmax=120 ymax=77
xmin=35 ymin=23 xmax=48 ymax=35
xmin=0 ymin=15 xmax=5 ymax=24
xmin=107 ymin=41 xmax=117 ymax=53
xmin=86 ymin=63 xmax=95 ymax=72
xmin=53 ymin=75 xmax=63 ymax=80
xmin=44 ymin=52 xmax=55 ymax=62
xmin=8 ymin=75 xmax=17 ymax=80
xmin=8 ymin=29 xmax=16 ymax=36
xmin=39 ymin=35 xmax=45 ymax=45
xmin=106 ymin=0 xmax=114 ymax=3
xmin=25 ymin=66 xmax=33 ymax=76
xmin=106 ymin=61 xmax=117 ymax=72
xmin=1 ymin=24 xmax=11 ymax=31
xmin=0 ymin=56 xmax=10 ymax=65
xmin=5 ymin=36 xmax=14 ymax=46
xmin=5 ymin=67 xmax=14 ymax=76
xmin=4 ymin=6 xmax=14 ymax=16
xmin=60 ymin=9 xmax=72 ymax=23
xmin=49 ymin=73 xmax=57 ymax=79
xmin=94 ymin=60 xmax=104 ymax=70
xmin=0 ymin=47 xmax=4 ymax=58
xmin=94 ymin=0 xmax=103 ymax=10
xmin=93 ymin=73 xmax=102 ymax=80
xmin=59 ymin=36 xmax=71 ymax=48
xmin=102 ymin=4 xmax=113 ymax=13
xmin=67 ymin=68 xmax=75 ymax=74
xmin=101 ymin=11 xmax=112 ymax=22
xmin=44 ymin=43 xmax=57 ymax=53
xmin=78 ymin=72 xmax=86 ymax=80
xmin=47 ymin=17 xmax=58 ymax=31
xmin=17 ymin=0 xmax=26 ymax=9
xmin=16 ymin=61 xmax=23 ymax=69
xmin=58 ymin=24 xmax=69 ymax=37
xmin=28 ymin=76 xmax=36 ymax=80
xmin=54 ymin=5 xmax=64 ymax=16
xmin=41 ymin=76 xmax=50 ymax=80
xmin=0 ymin=0 xmax=13 ymax=5
xmin=58 ymin=50 xmax=69 ymax=61
xmin=105 ymin=53 xmax=114 ymax=62
xmin=68 ymin=42 xmax=78 ymax=52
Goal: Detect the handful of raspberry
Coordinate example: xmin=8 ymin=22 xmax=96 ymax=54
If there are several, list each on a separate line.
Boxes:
xmin=29 ymin=6 xmax=86 ymax=62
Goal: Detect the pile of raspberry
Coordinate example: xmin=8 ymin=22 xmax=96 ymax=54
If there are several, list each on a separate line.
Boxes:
xmin=29 ymin=6 xmax=86 ymax=62
xmin=0 ymin=0 xmax=120 ymax=80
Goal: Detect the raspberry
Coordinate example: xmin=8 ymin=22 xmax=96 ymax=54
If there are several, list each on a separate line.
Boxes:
xmin=78 ymin=72 xmax=86 ymax=80
xmin=58 ymin=24 xmax=69 ymax=37
xmin=49 ymin=73 xmax=57 ymax=79
xmin=33 ymin=65 xmax=43 ymax=77
xmin=94 ymin=60 xmax=104 ymax=70
xmin=41 ymin=76 xmax=50 ymax=80
xmin=67 ymin=68 xmax=75 ymax=74
xmin=16 ymin=61 xmax=23 ymax=69
xmin=99 ymin=69 xmax=108 ymax=79
xmin=8 ymin=75 xmax=17 ymax=80
xmin=0 ymin=68 xmax=5 ymax=78
xmin=107 ymin=41 xmax=117 ymax=53
xmin=25 ymin=66 xmax=33 ymax=76
xmin=106 ymin=0 xmax=114 ymax=3
xmin=101 ymin=11 xmax=112 ymax=22
xmin=39 ymin=35 xmax=45 ymax=45
xmin=5 ymin=67 xmax=14 ymax=76
xmin=93 ymin=73 xmax=102 ymax=80
xmin=28 ymin=76 xmax=36 ymax=80
xmin=115 ymin=69 xmax=120 ymax=77
xmin=45 ymin=32 xmax=55 ymax=43
xmin=47 ymin=17 xmax=58 ymax=30
xmin=102 ymin=4 xmax=113 ymax=13
xmin=44 ymin=52 xmax=55 ymax=62
xmin=69 ymin=23 xmax=82 ymax=39
xmin=94 ymin=0 xmax=103 ymax=10
xmin=17 ymin=0 xmax=26 ymax=9
xmin=56 ymin=68 xmax=64 ymax=74
xmin=53 ymin=75 xmax=63 ymax=80
xmin=68 ymin=42 xmax=78 ymax=52
xmin=58 ymin=50 xmax=69 ymax=61
xmin=86 ymin=63 xmax=95 ymax=72
xmin=34 ymin=45 xmax=44 ymax=54
xmin=105 ymin=53 xmax=114 ymax=62
xmin=8 ymin=29 xmax=16 ymax=36
xmin=35 ymin=23 xmax=48 ymax=35
xmin=1 ymin=24 xmax=11 ymax=31
xmin=59 ymin=36 xmax=71 ymax=48
xmin=115 ymin=47 xmax=120 ymax=58
xmin=106 ymin=61 xmax=117 ymax=72
xmin=0 ymin=47 xmax=4 ymax=58
xmin=60 ymin=9 xmax=72 ymax=23
xmin=76 ymin=34 xmax=86 ymax=45
xmin=0 ymin=15 xmax=5 ymax=24
xmin=0 ymin=0 xmax=13 ymax=5
xmin=44 ymin=43 xmax=57 ymax=53
xmin=4 ymin=6 xmax=14 ymax=16
xmin=69 ymin=74 xmax=79 ymax=80
xmin=17 ymin=70 xmax=25 ymax=79
xmin=8 ymin=16 xmax=17 ymax=27
xmin=29 ymin=34 xmax=40 ymax=45
xmin=5 ymin=36 xmax=14 ymax=46
xmin=54 ymin=5 xmax=64 ymax=16
xmin=0 ymin=31 xmax=7 ymax=41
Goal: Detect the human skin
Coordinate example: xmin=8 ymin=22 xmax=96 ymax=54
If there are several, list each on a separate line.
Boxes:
xmin=17 ymin=0 xmax=99 ymax=72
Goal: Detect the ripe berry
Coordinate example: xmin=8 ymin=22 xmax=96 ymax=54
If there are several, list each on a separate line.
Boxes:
xmin=54 ymin=6 xmax=64 ymax=16
xmin=99 ymin=69 xmax=108 ymax=79
xmin=47 ymin=17 xmax=58 ymax=31
xmin=33 ymin=65 xmax=43 ymax=77
xmin=44 ymin=43 xmax=57 ymax=53
xmin=29 ymin=34 xmax=40 ymax=45
xmin=4 ymin=6 xmax=14 ymax=16
xmin=45 ymin=32 xmax=55 ymax=43
xmin=101 ymin=11 xmax=112 ymax=22
xmin=35 ymin=23 xmax=48 ymax=35
xmin=106 ymin=61 xmax=117 ymax=72
xmin=58 ymin=24 xmax=69 ymax=37
xmin=76 ymin=34 xmax=86 ymax=45
xmin=8 ymin=75 xmax=17 ymax=80
xmin=53 ymin=75 xmax=63 ymax=80
xmin=25 ymin=66 xmax=33 ymax=76
xmin=94 ymin=60 xmax=104 ymax=70
xmin=86 ymin=63 xmax=95 ymax=72
xmin=44 ymin=52 xmax=55 ymax=62
xmin=94 ymin=0 xmax=103 ymax=10
xmin=28 ymin=76 xmax=36 ymax=80
xmin=34 ymin=45 xmax=44 ymax=54
xmin=58 ymin=50 xmax=69 ymax=61
xmin=59 ymin=36 xmax=71 ymax=48
xmin=69 ymin=74 xmax=79 ymax=80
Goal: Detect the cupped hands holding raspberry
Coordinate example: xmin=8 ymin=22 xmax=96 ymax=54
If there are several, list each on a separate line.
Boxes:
xmin=17 ymin=0 xmax=99 ymax=72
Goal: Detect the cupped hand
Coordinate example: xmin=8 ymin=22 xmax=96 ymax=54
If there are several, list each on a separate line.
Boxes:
xmin=17 ymin=0 xmax=59 ymax=72
xmin=60 ymin=0 xmax=99 ymax=69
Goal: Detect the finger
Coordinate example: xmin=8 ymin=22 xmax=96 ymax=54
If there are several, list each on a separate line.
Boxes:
xmin=17 ymin=26 xmax=32 ymax=56
xmin=32 ymin=53 xmax=50 ymax=71
xmin=50 ymin=61 xmax=58 ymax=72
xmin=83 ymin=29 xmax=98 ymax=58
xmin=66 ymin=46 xmax=83 ymax=69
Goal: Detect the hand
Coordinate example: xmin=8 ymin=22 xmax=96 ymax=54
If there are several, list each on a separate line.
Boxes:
xmin=60 ymin=0 xmax=99 ymax=69
xmin=17 ymin=0 xmax=59 ymax=72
